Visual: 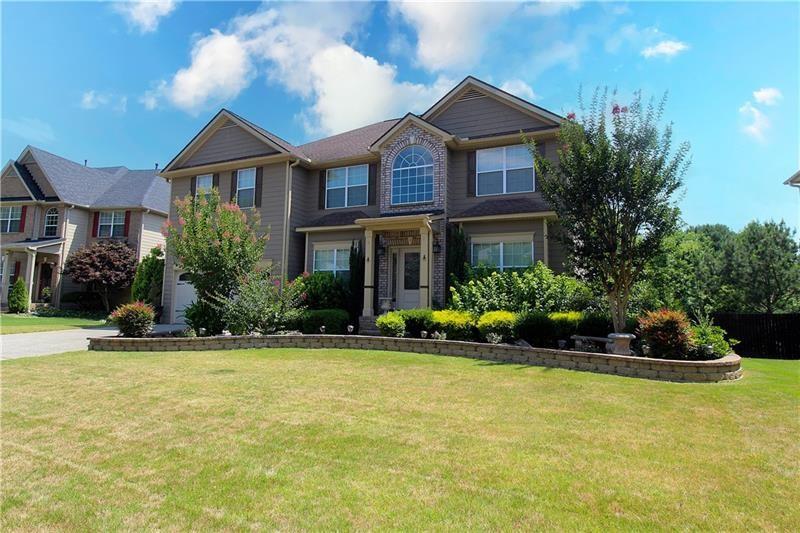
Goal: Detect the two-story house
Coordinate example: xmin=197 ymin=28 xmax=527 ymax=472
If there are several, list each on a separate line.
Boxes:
xmin=159 ymin=76 xmax=568 ymax=327
xmin=0 ymin=146 xmax=169 ymax=309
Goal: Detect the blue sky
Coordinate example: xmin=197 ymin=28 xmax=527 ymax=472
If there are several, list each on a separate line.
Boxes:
xmin=2 ymin=1 xmax=798 ymax=230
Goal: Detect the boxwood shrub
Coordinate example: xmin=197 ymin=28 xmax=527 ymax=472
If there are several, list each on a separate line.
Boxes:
xmin=300 ymin=308 xmax=350 ymax=334
xmin=516 ymin=311 xmax=557 ymax=347
xmin=376 ymin=312 xmax=405 ymax=337
xmin=430 ymin=310 xmax=477 ymax=341
xmin=477 ymin=310 xmax=518 ymax=343
xmin=397 ymin=309 xmax=434 ymax=338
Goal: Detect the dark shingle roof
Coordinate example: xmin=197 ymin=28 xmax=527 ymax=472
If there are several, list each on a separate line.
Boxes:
xmin=304 ymin=210 xmax=369 ymax=228
xmin=13 ymin=161 xmax=45 ymax=200
xmin=224 ymin=109 xmax=306 ymax=158
xmin=299 ymin=119 xmax=399 ymax=162
xmin=452 ymin=197 xmax=552 ymax=219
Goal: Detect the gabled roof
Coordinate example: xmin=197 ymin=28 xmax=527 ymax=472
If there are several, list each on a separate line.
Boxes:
xmin=299 ymin=119 xmax=399 ymax=163
xmin=784 ymin=169 xmax=800 ymax=187
xmin=422 ymin=76 xmax=563 ymax=126
xmin=368 ymin=113 xmax=456 ymax=151
xmin=1 ymin=159 xmax=43 ymax=200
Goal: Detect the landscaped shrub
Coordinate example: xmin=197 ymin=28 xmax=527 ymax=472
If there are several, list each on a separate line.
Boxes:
xmin=690 ymin=318 xmax=737 ymax=359
xmin=638 ymin=309 xmax=694 ymax=359
xmin=397 ymin=309 xmax=434 ymax=338
xmin=449 ymin=262 xmax=592 ymax=315
xmin=131 ymin=246 xmax=164 ymax=307
xmin=214 ymin=271 xmax=305 ymax=335
xmin=295 ymin=272 xmax=349 ymax=310
xmin=109 ymin=301 xmax=155 ymax=337
xmin=60 ymin=291 xmax=105 ymax=311
xmin=516 ymin=311 xmax=557 ymax=347
xmin=376 ymin=312 xmax=405 ymax=337
xmin=7 ymin=278 xmax=29 ymax=314
xmin=549 ymin=311 xmax=582 ymax=341
xmin=477 ymin=311 xmax=518 ymax=343
xmin=62 ymin=240 xmax=138 ymax=312
xmin=576 ymin=312 xmax=614 ymax=337
xmin=431 ymin=310 xmax=477 ymax=341
xmin=300 ymin=309 xmax=349 ymax=334
xmin=184 ymin=300 xmax=225 ymax=336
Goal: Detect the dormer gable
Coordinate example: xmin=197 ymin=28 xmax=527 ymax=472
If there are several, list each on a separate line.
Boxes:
xmin=369 ymin=113 xmax=455 ymax=152
xmin=1 ymin=161 xmax=36 ymax=200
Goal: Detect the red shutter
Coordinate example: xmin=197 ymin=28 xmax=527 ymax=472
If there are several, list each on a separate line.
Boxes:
xmin=123 ymin=211 xmax=131 ymax=237
xmin=91 ymin=212 xmax=99 ymax=237
xmin=19 ymin=206 xmax=27 ymax=232
xmin=14 ymin=261 xmax=20 ymax=278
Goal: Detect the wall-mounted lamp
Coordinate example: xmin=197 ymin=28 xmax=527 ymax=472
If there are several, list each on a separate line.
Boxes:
xmin=376 ymin=243 xmax=386 ymax=256
xmin=432 ymin=243 xmax=442 ymax=254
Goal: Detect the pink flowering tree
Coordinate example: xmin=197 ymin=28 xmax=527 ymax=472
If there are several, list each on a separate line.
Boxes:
xmin=528 ymin=89 xmax=691 ymax=333
xmin=164 ymin=188 xmax=270 ymax=331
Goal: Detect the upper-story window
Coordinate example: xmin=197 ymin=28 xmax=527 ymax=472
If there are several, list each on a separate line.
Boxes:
xmin=476 ymin=144 xmax=534 ymax=196
xmin=236 ymin=168 xmax=256 ymax=208
xmin=0 ymin=206 xmax=22 ymax=233
xmin=392 ymin=146 xmax=433 ymax=205
xmin=98 ymin=211 xmax=125 ymax=238
xmin=44 ymin=208 xmax=59 ymax=237
xmin=326 ymin=165 xmax=368 ymax=209
xmin=196 ymin=174 xmax=213 ymax=198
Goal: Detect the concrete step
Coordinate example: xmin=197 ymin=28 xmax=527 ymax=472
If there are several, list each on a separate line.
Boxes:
xmin=358 ymin=316 xmax=380 ymax=336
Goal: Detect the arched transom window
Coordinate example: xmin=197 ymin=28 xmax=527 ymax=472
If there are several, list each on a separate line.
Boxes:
xmin=391 ymin=146 xmax=433 ymax=205
xmin=44 ymin=208 xmax=59 ymax=237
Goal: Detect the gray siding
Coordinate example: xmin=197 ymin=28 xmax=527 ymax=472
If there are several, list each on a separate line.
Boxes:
xmin=546 ymin=220 xmax=568 ymax=273
xmin=180 ymin=121 xmax=279 ymax=169
xmin=460 ymin=219 xmax=547 ymax=265
xmin=288 ymin=166 xmax=313 ymax=278
xmin=429 ymin=95 xmax=549 ymax=138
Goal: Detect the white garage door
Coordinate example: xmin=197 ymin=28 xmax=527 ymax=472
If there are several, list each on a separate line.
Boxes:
xmin=174 ymin=272 xmax=196 ymax=324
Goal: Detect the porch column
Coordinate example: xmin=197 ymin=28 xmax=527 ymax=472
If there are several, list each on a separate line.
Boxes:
xmin=25 ymin=250 xmax=36 ymax=309
xmin=1 ymin=252 xmax=10 ymax=306
xmin=362 ymin=229 xmax=374 ymax=317
xmin=419 ymin=227 xmax=430 ymax=308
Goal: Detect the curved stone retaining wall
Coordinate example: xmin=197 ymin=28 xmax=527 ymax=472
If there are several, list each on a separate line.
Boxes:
xmin=88 ymin=335 xmax=742 ymax=383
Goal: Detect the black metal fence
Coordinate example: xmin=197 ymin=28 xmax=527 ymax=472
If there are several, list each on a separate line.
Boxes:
xmin=712 ymin=313 xmax=800 ymax=359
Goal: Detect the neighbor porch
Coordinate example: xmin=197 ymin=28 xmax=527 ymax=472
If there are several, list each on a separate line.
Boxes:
xmin=1 ymin=238 xmax=64 ymax=309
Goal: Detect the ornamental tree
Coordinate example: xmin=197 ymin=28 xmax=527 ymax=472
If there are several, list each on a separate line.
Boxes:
xmin=164 ymin=188 xmax=269 ymax=327
xmin=62 ymin=240 xmax=138 ymax=312
xmin=531 ymin=89 xmax=691 ymax=332
xmin=131 ymin=246 xmax=165 ymax=306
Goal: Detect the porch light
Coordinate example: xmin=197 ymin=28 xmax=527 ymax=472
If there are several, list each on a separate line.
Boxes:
xmin=432 ymin=243 xmax=441 ymax=254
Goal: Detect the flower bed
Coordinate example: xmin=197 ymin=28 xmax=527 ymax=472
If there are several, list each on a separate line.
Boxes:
xmin=88 ymin=334 xmax=742 ymax=383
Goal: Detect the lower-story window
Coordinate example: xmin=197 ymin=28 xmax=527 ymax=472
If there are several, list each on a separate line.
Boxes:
xmin=313 ymin=244 xmax=351 ymax=280
xmin=471 ymin=235 xmax=533 ymax=272
xmin=0 ymin=206 xmax=22 ymax=233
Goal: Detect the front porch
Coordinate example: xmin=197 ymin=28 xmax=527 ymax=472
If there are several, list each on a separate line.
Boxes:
xmin=1 ymin=239 xmax=64 ymax=309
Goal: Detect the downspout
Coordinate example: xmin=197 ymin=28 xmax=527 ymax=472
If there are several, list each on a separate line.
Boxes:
xmin=281 ymin=159 xmax=300 ymax=285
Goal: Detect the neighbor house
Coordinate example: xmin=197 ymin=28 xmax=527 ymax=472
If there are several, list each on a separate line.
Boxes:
xmin=0 ymin=146 xmax=169 ymax=309
xmin=158 ymin=76 xmax=568 ymax=328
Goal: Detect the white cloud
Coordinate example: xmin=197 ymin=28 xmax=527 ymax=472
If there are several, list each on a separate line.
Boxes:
xmin=522 ymin=0 xmax=582 ymax=17
xmin=80 ymin=90 xmax=127 ymax=113
xmin=3 ymin=117 xmax=56 ymax=144
xmin=641 ymin=40 xmax=689 ymax=59
xmin=500 ymin=79 xmax=536 ymax=101
xmin=113 ymin=0 xmax=178 ymax=33
xmin=739 ymin=101 xmax=769 ymax=142
xmin=753 ymin=87 xmax=782 ymax=106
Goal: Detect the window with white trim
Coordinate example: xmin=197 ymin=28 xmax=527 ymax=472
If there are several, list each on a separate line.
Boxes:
xmin=326 ymin=164 xmax=368 ymax=208
xmin=0 ymin=206 xmax=22 ymax=233
xmin=471 ymin=235 xmax=534 ymax=271
xmin=196 ymin=174 xmax=213 ymax=198
xmin=98 ymin=211 xmax=125 ymax=238
xmin=44 ymin=208 xmax=59 ymax=237
xmin=313 ymin=244 xmax=351 ymax=280
xmin=236 ymin=168 xmax=256 ymax=208
xmin=392 ymin=145 xmax=434 ymax=205
xmin=476 ymin=144 xmax=534 ymax=196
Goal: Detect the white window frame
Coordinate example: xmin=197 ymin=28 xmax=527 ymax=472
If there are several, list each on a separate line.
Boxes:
xmin=312 ymin=242 xmax=351 ymax=278
xmin=391 ymin=145 xmax=434 ymax=205
xmin=44 ymin=207 xmax=59 ymax=237
xmin=0 ymin=206 xmax=22 ymax=233
xmin=195 ymin=174 xmax=213 ymax=197
xmin=470 ymin=233 xmax=534 ymax=271
xmin=236 ymin=168 xmax=256 ymax=209
xmin=476 ymin=144 xmax=535 ymax=197
xmin=98 ymin=210 xmax=125 ymax=238
xmin=325 ymin=164 xmax=369 ymax=209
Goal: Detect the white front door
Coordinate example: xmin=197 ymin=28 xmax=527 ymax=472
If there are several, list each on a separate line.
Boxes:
xmin=174 ymin=272 xmax=196 ymax=324
xmin=396 ymin=249 xmax=420 ymax=310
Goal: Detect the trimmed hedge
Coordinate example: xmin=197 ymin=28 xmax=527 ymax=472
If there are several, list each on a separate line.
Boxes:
xmin=477 ymin=311 xmax=518 ymax=343
xmin=397 ymin=309 xmax=434 ymax=338
xmin=431 ymin=310 xmax=477 ymax=341
xmin=300 ymin=309 xmax=350 ymax=335
xmin=376 ymin=312 xmax=405 ymax=337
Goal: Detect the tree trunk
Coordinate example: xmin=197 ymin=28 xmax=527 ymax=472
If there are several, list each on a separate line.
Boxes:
xmin=607 ymin=291 xmax=628 ymax=334
xmin=99 ymin=287 xmax=110 ymax=313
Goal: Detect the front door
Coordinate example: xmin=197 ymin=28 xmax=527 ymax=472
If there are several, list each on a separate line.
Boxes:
xmin=174 ymin=272 xmax=197 ymax=324
xmin=396 ymin=249 xmax=420 ymax=309
xmin=38 ymin=263 xmax=53 ymax=302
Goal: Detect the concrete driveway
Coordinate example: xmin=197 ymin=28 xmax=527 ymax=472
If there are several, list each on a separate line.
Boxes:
xmin=0 ymin=325 xmax=182 ymax=360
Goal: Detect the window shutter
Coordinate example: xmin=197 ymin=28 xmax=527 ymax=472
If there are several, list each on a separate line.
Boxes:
xmin=230 ymin=170 xmax=238 ymax=202
xmin=123 ymin=211 xmax=131 ymax=237
xmin=368 ymin=163 xmax=377 ymax=205
xmin=19 ymin=206 xmax=27 ymax=232
xmin=14 ymin=261 xmax=20 ymax=278
xmin=190 ymin=176 xmax=197 ymax=197
xmin=255 ymin=167 xmax=263 ymax=208
xmin=318 ymin=170 xmax=326 ymax=209
xmin=91 ymin=212 xmax=99 ymax=237
xmin=212 ymin=173 xmax=219 ymax=189
xmin=466 ymin=151 xmax=476 ymax=197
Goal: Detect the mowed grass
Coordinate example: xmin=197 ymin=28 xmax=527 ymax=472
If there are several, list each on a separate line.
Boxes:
xmin=1 ymin=349 xmax=797 ymax=530
xmin=0 ymin=314 xmax=107 ymax=334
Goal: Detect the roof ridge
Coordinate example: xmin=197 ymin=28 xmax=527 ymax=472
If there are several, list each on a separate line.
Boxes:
xmin=299 ymin=118 xmax=401 ymax=147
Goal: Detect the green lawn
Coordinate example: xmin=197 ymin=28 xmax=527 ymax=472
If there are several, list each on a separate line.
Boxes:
xmin=0 ymin=314 xmax=107 ymax=334
xmin=1 ymin=349 xmax=797 ymax=530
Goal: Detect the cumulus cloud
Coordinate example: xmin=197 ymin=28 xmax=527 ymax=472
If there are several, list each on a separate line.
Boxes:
xmin=753 ymin=87 xmax=782 ymax=106
xmin=739 ymin=101 xmax=769 ymax=142
xmin=113 ymin=0 xmax=178 ymax=33
xmin=80 ymin=90 xmax=127 ymax=112
xmin=522 ymin=0 xmax=582 ymax=17
xmin=3 ymin=117 xmax=56 ymax=144
xmin=641 ymin=40 xmax=689 ymax=59
xmin=500 ymin=79 xmax=536 ymax=101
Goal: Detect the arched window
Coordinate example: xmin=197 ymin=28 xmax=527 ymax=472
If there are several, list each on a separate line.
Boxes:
xmin=44 ymin=208 xmax=59 ymax=237
xmin=391 ymin=145 xmax=434 ymax=205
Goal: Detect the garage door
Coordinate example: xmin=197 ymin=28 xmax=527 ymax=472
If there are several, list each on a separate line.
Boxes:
xmin=174 ymin=272 xmax=196 ymax=324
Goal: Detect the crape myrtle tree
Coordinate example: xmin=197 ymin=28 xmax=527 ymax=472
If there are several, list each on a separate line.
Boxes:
xmin=530 ymin=89 xmax=691 ymax=332
xmin=62 ymin=240 xmax=138 ymax=312
xmin=164 ymin=188 xmax=269 ymax=329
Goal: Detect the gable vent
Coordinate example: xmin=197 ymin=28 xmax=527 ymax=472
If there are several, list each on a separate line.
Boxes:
xmin=457 ymin=88 xmax=486 ymax=102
